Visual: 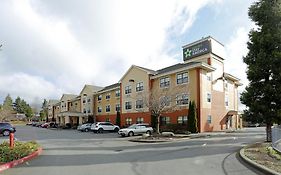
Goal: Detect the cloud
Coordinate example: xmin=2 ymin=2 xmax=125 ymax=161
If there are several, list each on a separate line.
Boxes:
xmin=0 ymin=0 xmax=222 ymax=104
xmin=224 ymin=24 xmax=255 ymax=110
xmin=0 ymin=73 xmax=62 ymax=103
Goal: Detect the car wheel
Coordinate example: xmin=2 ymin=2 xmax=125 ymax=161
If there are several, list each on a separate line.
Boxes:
xmin=98 ymin=128 xmax=104 ymax=133
xmin=114 ymin=127 xmax=119 ymax=132
xmin=128 ymin=131 xmax=134 ymax=137
xmin=146 ymin=130 xmax=152 ymax=135
xmin=3 ymin=130 xmax=10 ymax=136
xmin=85 ymin=128 xmax=89 ymax=132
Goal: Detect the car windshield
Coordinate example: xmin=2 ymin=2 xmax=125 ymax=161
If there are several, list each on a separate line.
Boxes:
xmin=128 ymin=124 xmax=137 ymax=129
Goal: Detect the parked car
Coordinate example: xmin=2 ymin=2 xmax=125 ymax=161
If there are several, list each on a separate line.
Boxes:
xmin=26 ymin=122 xmax=33 ymax=126
xmin=77 ymin=123 xmax=93 ymax=132
xmin=118 ymin=123 xmax=153 ymax=137
xmin=40 ymin=122 xmax=50 ymax=128
xmin=91 ymin=122 xmax=119 ymax=133
xmin=0 ymin=122 xmax=16 ymax=136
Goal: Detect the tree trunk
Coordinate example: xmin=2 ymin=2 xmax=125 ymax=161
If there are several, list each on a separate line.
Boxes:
xmin=266 ymin=123 xmax=272 ymax=142
xmin=156 ymin=115 xmax=160 ymax=134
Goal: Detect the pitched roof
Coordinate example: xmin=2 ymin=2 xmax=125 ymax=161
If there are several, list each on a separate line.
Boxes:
xmin=60 ymin=94 xmax=78 ymax=101
xmin=135 ymin=65 xmax=157 ymax=75
xmin=80 ymin=84 xmax=104 ymax=95
xmin=48 ymin=99 xmax=59 ymax=105
xmin=156 ymin=62 xmax=200 ymax=75
xmin=98 ymin=83 xmax=120 ymax=93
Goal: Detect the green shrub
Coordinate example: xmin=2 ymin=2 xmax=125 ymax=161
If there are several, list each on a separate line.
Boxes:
xmin=160 ymin=124 xmax=189 ymax=134
xmin=0 ymin=141 xmax=40 ymax=163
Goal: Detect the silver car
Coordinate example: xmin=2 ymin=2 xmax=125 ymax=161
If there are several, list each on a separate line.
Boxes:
xmin=118 ymin=123 xmax=153 ymax=137
xmin=77 ymin=123 xmax=93 ymax=132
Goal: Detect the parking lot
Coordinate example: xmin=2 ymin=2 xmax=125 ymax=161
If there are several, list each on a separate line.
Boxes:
xmin=0 ymin=125 xmax=123 ymax=145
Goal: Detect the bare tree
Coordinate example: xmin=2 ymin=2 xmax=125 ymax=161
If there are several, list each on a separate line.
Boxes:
xmin=141 ymin=86 xmax=186 ymax=134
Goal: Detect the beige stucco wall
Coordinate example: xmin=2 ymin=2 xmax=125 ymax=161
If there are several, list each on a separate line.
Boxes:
xmin=68 ymin=98 xmax=81 ymax=112
xmin=121 ymin=66 xmax=150 ymax=113
xmin=95 ymin=88 xmax=120 ymax=116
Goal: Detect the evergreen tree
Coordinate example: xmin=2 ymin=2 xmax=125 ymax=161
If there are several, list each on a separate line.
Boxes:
xmin=3 ymin=94 xmax=13 ymax=111
xmin=40 ymin=99 xmax=48 ymax=121
xmin=116 ymin=111 xmax=121 ymax=126
xmin=187 ymin=101 xmax=198 ymax=133
xmin=241 ymin=0 xmax=281 ymax=142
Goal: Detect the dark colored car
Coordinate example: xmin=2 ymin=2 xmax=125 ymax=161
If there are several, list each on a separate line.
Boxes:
xmin=0 ymin=122 xmax=16 ymax=136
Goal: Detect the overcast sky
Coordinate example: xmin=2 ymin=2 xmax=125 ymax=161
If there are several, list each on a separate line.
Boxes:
xmin=0 ymin=0 xmax=256 ymax=109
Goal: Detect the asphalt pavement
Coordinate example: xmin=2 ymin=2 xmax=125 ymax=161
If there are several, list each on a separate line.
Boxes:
xmin=1 ymin=126 xmax=266 ymax=175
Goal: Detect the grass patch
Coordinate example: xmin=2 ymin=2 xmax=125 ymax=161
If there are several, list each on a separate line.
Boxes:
xmin=0 ymin=141 xmax=40 ymax=164
xmin=267 ymin=146 xmax=281 ymax=160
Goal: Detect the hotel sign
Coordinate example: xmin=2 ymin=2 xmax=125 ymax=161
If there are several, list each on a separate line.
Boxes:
xmin=183 ymin=40 xmax=211 ymax=61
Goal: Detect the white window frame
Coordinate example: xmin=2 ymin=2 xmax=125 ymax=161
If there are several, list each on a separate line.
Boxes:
xmin=98 ymin=95 xmax=102 ymax=101
xmin=177 ymin=72 xmax=188 ymax=84
xmin=106 ymin=93 xmax=111 ymax=100
xmin=125 ymin=101 xmax=132 ymax=110
xmin=177 ymin=116 xmax=188 ymax=124
xmin=115 ymin=89 xmax=120 ymax=97
xmin=160 ymin=96 xmax=171 ymax=106
xmin=106 ymin=105 xmax=110 ymax=112
xmin=207 ymin=115 xmax=212 ymax=124
xmin=176 ymin=93 xmax=189 ymax=105
xmin=97 ymin=107 xmax=102 ymax=113
xmin=115 ymin=104 xmax=120 ymax=112
xmin=136 ymin=99 xmax=144 ymax=109
xmin=207 ymin=93 xmax=211 ymax=103
xmin=136 ymin=82 xmax=144 ymax=92
xmin=125 ymin=85 xmax=132 ymax=94
xmin=160 ymin=77 xmax=170 ymax=88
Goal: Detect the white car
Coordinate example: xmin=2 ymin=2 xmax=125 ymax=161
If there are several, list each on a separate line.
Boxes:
xmin=91 ymin=122 xmax=120 ymax=133
xmin=118 ymin=123 xmax=153 ymax=137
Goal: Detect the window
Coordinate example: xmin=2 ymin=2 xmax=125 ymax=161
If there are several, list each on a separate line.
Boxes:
xmin=160 ymin=96 xmax=171 ymax=106
xmin=83 ymin=108 xmax=86 ymax=113
xmin=75 ymin=103 xmax=77 ymax=106
xmin=98 ymin=95 xmax=102 ymax=101
xmin=115 ymin=104 xmax=120 ymax=112
xmin=106 ymin=93 xmax=110 ymax=100
xmin=225 ymin=96 xmax=229 ymax=106
xmin=136 ymin=82 xmax=144 ymax=92
xmin=70 ymin=102 xmax=73 ymax=106
xmin=126 ymin=118 xmax=132 ymax=125
xmin=160 ymin=116 xmax=170 ymax=125
xmin=115 ymin=89 xmax=120 ymax=97
xmin=176 ymin=94 xmax=189 ymax=105
xmin=136 ymin=100 xmax=144 ymax=109
xmin=125 ymin=85 xmax=132 ymax=94
xmin=177 ymin=116 xmax=188 ymax=124
xmin=225 ymin=82 xmax=228 ymax=90
xmin=136 ymin=117 xmax=144 ymax=124
xmin=207 ymin=75 xmax=211 ymax=81
xmin=83 ymin=98 xmax=86 ymax=103
xmin=207 ymin=93 xmax=211 ymax=103
xmin=97 ymin=107 xmax=102 ymax=113
xmin=87 ymin=109 xmax=91 ymax=113
xmin=87 ymin=98 xmax=91 ymax=103
xmin=125 ymin=101 xmax=132 ymax=110
xmin=160 ymin=77 xmax=170 ymax=88
xmin=207 ymin=115 xmax=212 ymax=124
xmin=106 ymin=105 xmax=110 ymax=112
xmin=177 ymin=72 xmax=188 ymax=84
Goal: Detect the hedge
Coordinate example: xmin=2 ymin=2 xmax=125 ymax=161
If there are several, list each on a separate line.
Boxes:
xmin=0 ymin=141 xmax=40 ymax=163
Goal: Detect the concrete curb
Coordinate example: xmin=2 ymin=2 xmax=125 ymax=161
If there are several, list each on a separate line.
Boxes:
xmin=0 ymin=147 xmax=42 ymax=173
xmin=239 ymin=147 xmax=281 ymax=175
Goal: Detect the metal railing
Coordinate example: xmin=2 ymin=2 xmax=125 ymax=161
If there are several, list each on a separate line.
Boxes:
xmin=272 ymin=125 xmax=281 ymax=153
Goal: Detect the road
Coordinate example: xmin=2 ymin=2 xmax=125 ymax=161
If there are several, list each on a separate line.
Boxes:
xmin=1 ymin=126 xmax=266 ymax=175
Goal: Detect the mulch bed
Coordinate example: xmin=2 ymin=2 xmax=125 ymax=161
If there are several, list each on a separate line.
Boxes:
xmin=244 ymin=142 xmax=281 ymax=173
